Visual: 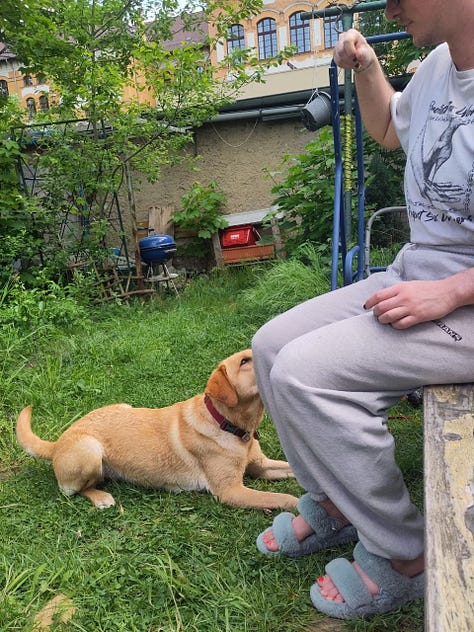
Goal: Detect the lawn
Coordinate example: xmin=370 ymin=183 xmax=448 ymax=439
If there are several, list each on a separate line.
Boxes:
xmin=0 ymin=259 xmax=424 ymax=631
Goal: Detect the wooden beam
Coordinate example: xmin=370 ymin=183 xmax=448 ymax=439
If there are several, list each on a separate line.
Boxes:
xmin=212 ymin=232 xmax=224 ymax=267
xmin=424 ymin=383 xmax=474 ymax=631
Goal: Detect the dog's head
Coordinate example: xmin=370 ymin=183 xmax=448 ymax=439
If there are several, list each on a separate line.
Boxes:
xmin=205 ymin=349 xmax=259 ymax=408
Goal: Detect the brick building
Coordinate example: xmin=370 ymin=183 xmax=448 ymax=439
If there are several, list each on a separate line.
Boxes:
xmin=131 ymin=1 xmax=349 ymax=230
xmin=209 ymin=0 xmax=343 ymax=100
xmin=0 ymin=42 xmax=52 ymax=117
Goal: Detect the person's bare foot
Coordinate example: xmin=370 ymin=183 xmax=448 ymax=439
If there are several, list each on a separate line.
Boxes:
xmin=316 ymin=554 xmax=424 ymax=603
xmin=262 ymin=514 xmax=314 ymax=551
xmin=261 ymin=499 xmax=351 ymax=553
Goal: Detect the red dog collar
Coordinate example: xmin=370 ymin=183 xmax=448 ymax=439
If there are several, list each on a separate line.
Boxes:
xmin=204 ymin=395 xmax=259 ymax=442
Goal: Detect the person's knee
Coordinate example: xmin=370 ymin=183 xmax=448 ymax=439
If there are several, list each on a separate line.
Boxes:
xmin=269 ymin=339 xmax=333 ymax=393
xmin=269 ymin=343 xmax=306 ymax=392
xmin=251 ymin=320 xmax=278 ymax=360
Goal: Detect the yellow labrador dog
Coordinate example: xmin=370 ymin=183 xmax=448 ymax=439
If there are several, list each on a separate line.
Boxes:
xmin=16 ymin=350 xmax=297 ymax=511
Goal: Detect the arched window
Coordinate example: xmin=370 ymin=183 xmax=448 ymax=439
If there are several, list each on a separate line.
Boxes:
xmin=23 ymin=75 xmax=33 ymax=87
xmin=26 ymin=97 xmax=36 ymax=119
xmin=324 ymin=15 xmax=341 ymax=49
xmin=289 ymin=12 xmax=310 ymax=53
xmin=0 ymin=79 xmax=8 ymax=97
xmin=227 ymin=24 xmax=245 ymax=56
xmin=39 ymin=94 xmax=49 ymax=111
xmin=257 ymin=18 xmax=277 ymax=60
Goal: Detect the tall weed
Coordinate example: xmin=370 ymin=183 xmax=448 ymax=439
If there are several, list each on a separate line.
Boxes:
xmin=240 ymin=243 xmax=331 ymax=325
xmin=0 ymin=280 xmax=90 ymax=420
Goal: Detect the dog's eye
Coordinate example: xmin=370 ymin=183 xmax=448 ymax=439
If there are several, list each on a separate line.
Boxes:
xmin=240 ymin=357 xmax=251 ymax=366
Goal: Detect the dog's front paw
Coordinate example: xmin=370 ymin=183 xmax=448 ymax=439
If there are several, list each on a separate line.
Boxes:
xmin=95 ymin=493 xmax=116 ymax=509
xmin=81 ymin=488 xmax=116 ymax=509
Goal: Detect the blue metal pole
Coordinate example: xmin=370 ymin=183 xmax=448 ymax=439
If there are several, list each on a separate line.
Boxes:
xmin=354 ymin=94 xmax=365 ymax=282
xmin=329 ymin=62 xmax=343 ymax=290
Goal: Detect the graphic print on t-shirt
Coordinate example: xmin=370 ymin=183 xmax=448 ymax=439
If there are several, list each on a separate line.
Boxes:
xmin=407 ymin=98 xmax=474 ymax=233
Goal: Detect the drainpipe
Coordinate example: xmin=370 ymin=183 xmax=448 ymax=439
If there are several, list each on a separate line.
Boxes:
xmin=209 ymin=105 xmax=304 ymax=123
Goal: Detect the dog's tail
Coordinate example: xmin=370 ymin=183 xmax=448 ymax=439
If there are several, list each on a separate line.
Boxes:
xmin=16 ymin=405 xmax=56 ymax=460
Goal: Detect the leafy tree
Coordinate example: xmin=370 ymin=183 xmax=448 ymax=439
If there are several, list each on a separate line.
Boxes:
xmin=0 ymin=99 xmax=55 ymax=286
xmin=0 ymin=0 xmax=294 ymax=287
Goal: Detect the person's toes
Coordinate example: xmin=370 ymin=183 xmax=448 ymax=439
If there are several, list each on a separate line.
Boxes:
xmin=262 ymin=529 xmax=279 ymax=551
xmin=317 ymin=562 xmax=379 ymax=602
xmin=262 ymin=515 xmax=315 ymax=553
xmin=318 ymin=575 xmax=342 ymax=601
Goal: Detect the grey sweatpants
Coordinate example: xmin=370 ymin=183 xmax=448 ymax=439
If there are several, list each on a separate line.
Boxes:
xmin=252 ymin=243 xmax=474 ymax=560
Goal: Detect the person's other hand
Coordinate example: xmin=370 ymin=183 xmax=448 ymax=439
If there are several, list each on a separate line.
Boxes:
xmin=364 ymin=280 xmax=456 ymax=329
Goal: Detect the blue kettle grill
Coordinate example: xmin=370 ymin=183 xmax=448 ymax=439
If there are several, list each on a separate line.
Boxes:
xmin=138 ymin=234 xmax=177 ymax=264
xmin=138 ymin=233 xmax=178 ymax=294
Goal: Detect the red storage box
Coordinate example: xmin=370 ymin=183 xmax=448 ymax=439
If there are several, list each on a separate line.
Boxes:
xmin=221 ymin=225 xmax=259 ymax=248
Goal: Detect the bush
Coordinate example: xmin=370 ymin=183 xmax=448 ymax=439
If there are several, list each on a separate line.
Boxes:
xmin=0 ymin=279 xmax=90 ymax=332
xmin=264 ymin=128 xmax=336 ymax=256
xmin=173 ymin=180 xmax=228 ymax=259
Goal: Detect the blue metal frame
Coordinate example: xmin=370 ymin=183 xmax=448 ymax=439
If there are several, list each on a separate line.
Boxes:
xmin=329 ymin=31 xmax=411 ymax=289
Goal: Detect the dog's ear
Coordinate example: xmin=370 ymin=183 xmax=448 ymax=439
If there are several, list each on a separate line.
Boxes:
xmin=205 ymin=365 xmax=239 ymax=408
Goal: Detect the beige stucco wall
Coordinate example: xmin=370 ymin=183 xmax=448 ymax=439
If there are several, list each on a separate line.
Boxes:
xmin=131 ymin=116 xmax=315 ymax=229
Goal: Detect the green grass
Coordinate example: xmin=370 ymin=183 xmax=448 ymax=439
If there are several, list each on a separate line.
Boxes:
xmin=0 ymin=260 xmax=423 ymax=631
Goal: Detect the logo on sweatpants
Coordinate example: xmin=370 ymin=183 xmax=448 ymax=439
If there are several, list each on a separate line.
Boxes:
xmin=432 ymin=319 xmax=463 ymax=342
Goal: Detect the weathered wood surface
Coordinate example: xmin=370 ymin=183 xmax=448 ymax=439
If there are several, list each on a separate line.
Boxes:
xmin=147 ymin=205 xmax=174 ymax=236
xmin=424 ymin=384 xmax=474 ymax=632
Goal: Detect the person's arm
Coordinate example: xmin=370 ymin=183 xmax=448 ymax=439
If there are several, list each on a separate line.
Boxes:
xmin=333 ymin=29 xmax=400 ymax=149
xmin=364 ymin=269 xmax=474 ymax=329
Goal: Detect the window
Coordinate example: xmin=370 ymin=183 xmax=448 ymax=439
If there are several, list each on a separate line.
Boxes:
xmin=0 ymin=79 xmax=8 ymax=97
xmin=289 ymin=12 xmax=310 ymax=54
xmin=227 ymin=24 xmax=245 ymax=57
xmin=324 ymin=16 xmax=341 ymax=49
xmin=39 ymin=94 xmax=49 ymax=111
xmin=26 ymin=97 xmax=36 ymax=119
xmin=257 ymin=18 xmax=277 ymax=60
xmin=23 ymin=75 xmax=33 ymax=87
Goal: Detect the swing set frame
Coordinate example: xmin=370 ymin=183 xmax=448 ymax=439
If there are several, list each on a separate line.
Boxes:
xmin=301 ymin=2 xmax=410 ymax=289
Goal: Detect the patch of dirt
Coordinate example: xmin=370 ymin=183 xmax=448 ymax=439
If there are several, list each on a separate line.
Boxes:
xmin=32 ymin=594 xmax=76 ymax=630
xmin=0 ymin=463 xmax=22 ymax=480
xmin=304 ymin=619 xmax=348 ymax=632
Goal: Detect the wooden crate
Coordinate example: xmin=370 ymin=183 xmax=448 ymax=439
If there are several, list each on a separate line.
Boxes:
xmin=221 ymin=243 xmax=275 ymax=264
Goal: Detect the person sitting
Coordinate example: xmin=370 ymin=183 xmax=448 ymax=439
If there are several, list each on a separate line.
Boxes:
xmin=252 ymin=0 xmax=474 ymax=619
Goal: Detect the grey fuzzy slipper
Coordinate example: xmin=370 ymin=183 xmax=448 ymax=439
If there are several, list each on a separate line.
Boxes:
xmin=256 ymin=493 xmax=358 ymax=558
xmin=309 ymin=541 xmax=424 ymax=619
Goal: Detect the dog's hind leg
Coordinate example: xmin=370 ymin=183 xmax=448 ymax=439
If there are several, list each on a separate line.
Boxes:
xmin=53 ymin=436 xmax=116 ymax=508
